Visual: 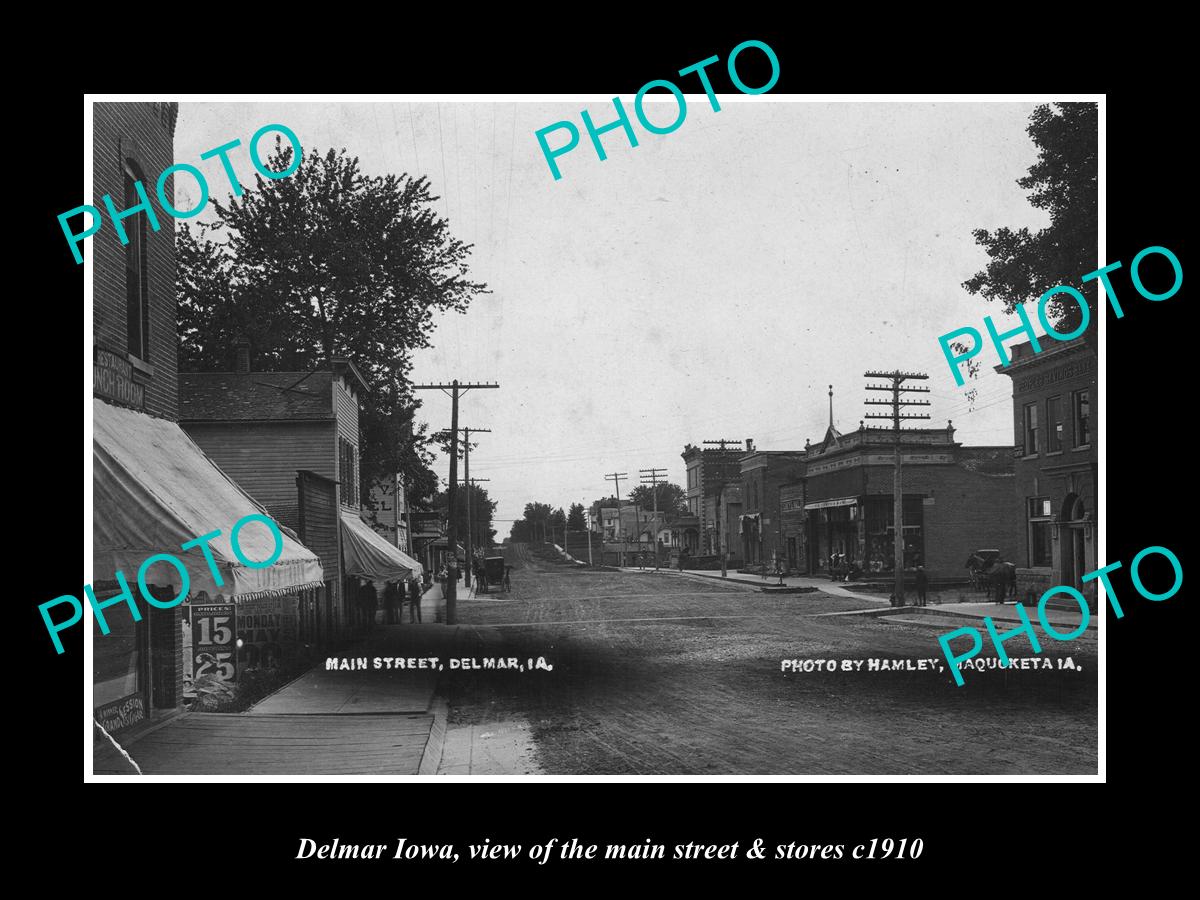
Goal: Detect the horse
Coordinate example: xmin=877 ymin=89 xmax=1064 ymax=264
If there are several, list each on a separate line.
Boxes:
xmin=966 ymin=553 xmax=1017 ymax=602
xmin=984 ymin=561 xmax=1018 ymax=603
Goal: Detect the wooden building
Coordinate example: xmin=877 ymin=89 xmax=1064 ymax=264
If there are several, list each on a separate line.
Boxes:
xmin=180 ymin=347 xmax=421 ymax=651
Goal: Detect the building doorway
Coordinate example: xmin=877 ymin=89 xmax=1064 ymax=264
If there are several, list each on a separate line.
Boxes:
xmin=1061 ymin=494 xmax=1087 ymax=590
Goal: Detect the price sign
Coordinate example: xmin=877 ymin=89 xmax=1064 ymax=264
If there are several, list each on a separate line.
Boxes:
xmin=192 ymin=603 xmax=237 ymax=685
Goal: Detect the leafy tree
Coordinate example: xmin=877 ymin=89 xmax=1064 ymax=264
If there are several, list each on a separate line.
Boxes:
xmin=566 ymin=503 xmax=587 ymax=530
xmin=963 ymin=103 xmax=1098 ymax=331
xmin=628 ymin=482 xmax=688 ymax=516
xmin=508 ymin=501 xmax=559 ymax=542
xmin=177 ymin=140 xmax=489 ymax=505
xmin=434 ymin=483 xmax=496 ymax=550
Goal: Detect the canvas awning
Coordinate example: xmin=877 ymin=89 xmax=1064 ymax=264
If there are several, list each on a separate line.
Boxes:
xmin=340 ymin=510 xmax=424 ymax=581
xmin=93 ymin=399 xmax=325 ymax=601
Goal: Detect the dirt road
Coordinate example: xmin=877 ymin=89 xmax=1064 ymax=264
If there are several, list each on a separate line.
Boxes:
xmin=441 ymin=544 xmax=1098 ymax=774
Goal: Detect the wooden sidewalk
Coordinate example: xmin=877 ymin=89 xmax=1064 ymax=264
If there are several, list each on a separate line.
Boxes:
xmin=95 ymin=712 xmax=436 ymax=775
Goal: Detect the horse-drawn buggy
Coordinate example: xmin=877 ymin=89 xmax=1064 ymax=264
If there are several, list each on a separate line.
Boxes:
xmin=966 ymin=549 xmax=1017 ymax=603
xmin=479 ymin=555 xmax=510 ymax=594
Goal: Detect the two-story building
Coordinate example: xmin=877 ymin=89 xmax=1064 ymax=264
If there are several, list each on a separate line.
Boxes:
xmin=180 ymin=344 xmax=422 ymax=652
xmin=739 ymin=449 xmax=807 ymax=568
xmin=682 ymin=441 xmax=749 ymax=554
xmin=91 ymin=102 xmax=323 ymax=738
xmin=997 ymin=335 xmax=1098 ymax=603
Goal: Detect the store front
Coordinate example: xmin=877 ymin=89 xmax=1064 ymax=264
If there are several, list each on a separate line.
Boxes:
xmin=93 ymin=400 xmax=325 ymax=732
xmin=340 ymin=510 xmax=424 ymax=626
xmin=862 ymin=495 xmax=926 ymax=574
xmin=804 ymin=498 xmax=859 ymax=574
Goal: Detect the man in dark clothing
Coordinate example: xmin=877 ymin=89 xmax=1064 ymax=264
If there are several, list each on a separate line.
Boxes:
xmin=383 ymin=581 xmax=401 ymax=624
xmin=407 ymin=577 xmax=423 ymax=624
xmin=915 ymin=566 xmax=928 ymax=607
xmin=358 ymin=580 xmax=378 ymax=630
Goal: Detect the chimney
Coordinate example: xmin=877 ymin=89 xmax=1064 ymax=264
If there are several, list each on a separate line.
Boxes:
xmin=235 ymin=338 xmax=251 ymax=375
xmin=745 ymin=438 xmax=754 ymax=452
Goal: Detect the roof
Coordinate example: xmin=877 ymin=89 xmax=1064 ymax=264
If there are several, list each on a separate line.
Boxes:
xmin=179 ymin=371 xmax=335 ymax=422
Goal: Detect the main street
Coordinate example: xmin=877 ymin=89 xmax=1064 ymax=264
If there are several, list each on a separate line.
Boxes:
xmin=442 ymin=544 xmax=1097 ymax=775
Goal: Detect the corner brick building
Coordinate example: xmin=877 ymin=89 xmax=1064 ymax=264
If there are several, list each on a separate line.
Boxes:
xmin=91 ymin=103 xmax=324 ymax=739
xmin=802 ymin=422 xmax=1018 ymax=580
xmin=998 ymin=335 xmax=1098 ymax=604
xmin=91 ymin=102 xmax=185 ymax=731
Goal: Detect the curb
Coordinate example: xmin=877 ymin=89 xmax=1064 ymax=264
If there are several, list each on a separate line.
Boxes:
xmin=877 ymin=604 xmax=1099 ymax=631
xmin=418 ymin=696 xmax=449 ymax=775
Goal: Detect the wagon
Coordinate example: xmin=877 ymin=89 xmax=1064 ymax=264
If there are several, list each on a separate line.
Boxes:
xmin=966 ymin=549 xmax=1002 ymax=590
xmin=483 ymin=556 xmax=508 ymax=593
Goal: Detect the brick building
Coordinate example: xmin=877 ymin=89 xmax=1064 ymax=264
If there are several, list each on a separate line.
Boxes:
xmin=997 ymin=335 xmax=1098 ymax=603
xmin=91 ymin=103 xmax=322 ymax=737
xmin=682 ymin=441 xmax=748 ymax=554
xmin=802 ymin=422 xmax=1018 ymax=580
xmin=739 ymin=450 xmax=807 ymax=567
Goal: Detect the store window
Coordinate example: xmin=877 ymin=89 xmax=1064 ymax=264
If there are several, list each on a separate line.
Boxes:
xmin=1073 ymin=390 xmax=1090 ymax=447
xmin=93 ymin=587 xmax=143 ymax=708
xmin=123 ymin=160 xmax=150 ymax=363
xmin=1022 ymin=402 xmax=1039 ymax=455
xmin=1046 ymin=395 xmax=1063 ymax=452
xmin=1028 ymin=496 xmax=1053 ymax=567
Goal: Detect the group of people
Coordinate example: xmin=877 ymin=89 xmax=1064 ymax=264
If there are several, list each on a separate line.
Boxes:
xmin=356 ymin=575 xmax=426 ymax=629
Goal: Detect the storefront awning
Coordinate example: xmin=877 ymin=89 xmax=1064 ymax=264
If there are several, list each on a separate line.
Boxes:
xmin=340 ymin=510 xmax=424 ymax=581
xmin=804 ymin=497 xmax=859 ymax=511
xmin=738 ymin=513 xmax=760 ymax=534
xmin=93 ymin=399 xmax=324 ymax=601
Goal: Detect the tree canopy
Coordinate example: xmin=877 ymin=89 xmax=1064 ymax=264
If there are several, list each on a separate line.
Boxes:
xmin=963 ymin=103 xmax=1098 ymax=330
xmin=627 ymin=482 xmax=688 ymax=517
xmin=177 ymin=140 xmax=489 ymax=505
xmin=435 ymin=482 xmax=497 ymax=550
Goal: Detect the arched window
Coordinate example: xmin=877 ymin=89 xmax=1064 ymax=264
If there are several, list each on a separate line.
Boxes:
xmin=123 ymin=160 xmax=150 ymax=362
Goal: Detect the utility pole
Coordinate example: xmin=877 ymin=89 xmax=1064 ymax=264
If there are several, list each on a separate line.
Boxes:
xmin=400 ymin=473 xmax=415 ymax=557
xmin=604 ymin=472 xmax=628 ymax=567
xmin=702 ymin=439 xmax=741 ymax=573
xmin=639 ymin=467 xmax=667 ymax=570
xmin=864 ymin=371 xmax=930 ymax=607
xmin=457 ymin=427 xmax=492 ymax=589
xmin=413 ymin=380 xmax=499 ymax=625
xmin=584 ymin=499 xmax=594 ymax=567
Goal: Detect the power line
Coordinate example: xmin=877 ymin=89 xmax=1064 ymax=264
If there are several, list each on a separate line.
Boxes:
xmin=863 ymin=372 xmax=930 ymax=607
xmin=413 ymin=380 xmax=499 ymax=624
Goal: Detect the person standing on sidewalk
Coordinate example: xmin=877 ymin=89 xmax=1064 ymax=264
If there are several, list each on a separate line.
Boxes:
xmin=358 ymin=579 xmax=378 ymax=631
xmin=408 ymin=576 xmax=423 ymax=624
xmin=915 ymin=566 xmax=928 ymax=607
xmin=383 ymin=581 xmax=401 ymax=624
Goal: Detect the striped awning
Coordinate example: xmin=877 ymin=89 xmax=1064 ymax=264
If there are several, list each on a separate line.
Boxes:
xmin=93 ymin=399 xmax=324 ymax=600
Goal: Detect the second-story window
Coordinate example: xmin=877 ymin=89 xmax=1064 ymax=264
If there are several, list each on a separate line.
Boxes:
xmin=1022 ymin=402 xmax=1039 ymax=455
xmin=339 ymin=437 xmax=358 ymax=505
xmin=1046 ymin=396 xmax=1063 ymax=452
xmin=123 ymin=160 xmax=150 ymax=363
xmin=1073 ymin=390 xmax=1091 ymax=447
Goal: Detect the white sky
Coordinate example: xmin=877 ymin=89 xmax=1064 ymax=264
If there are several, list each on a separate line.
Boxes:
xmin=175 ymin=99 xmax=1049 ymax=529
